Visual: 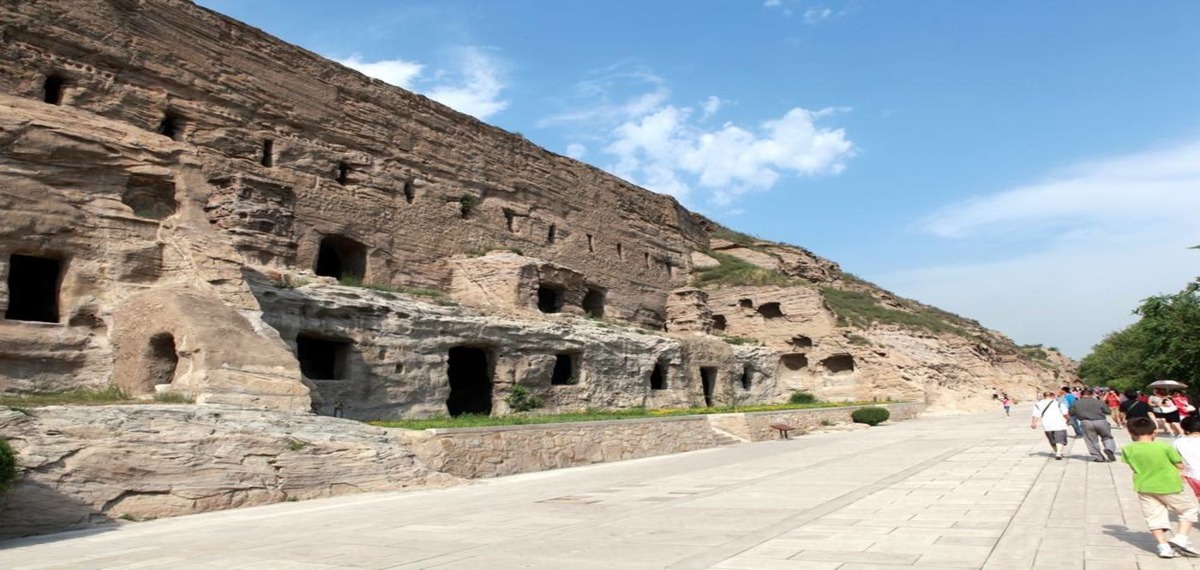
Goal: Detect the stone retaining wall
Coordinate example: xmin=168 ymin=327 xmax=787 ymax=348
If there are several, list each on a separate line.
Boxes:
xmin=393 ymin=402 xmax=923 ymax=479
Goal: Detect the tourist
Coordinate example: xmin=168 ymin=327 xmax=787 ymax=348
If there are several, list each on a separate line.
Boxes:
xmin=1001 ymin=394 xmax=1012 ymax=417
xmin=1152 ymin=388 xmax=1184 ymax=437
xmin=1121 ymin=417 xmax=1200 ymax=558
xmin=1173 ymin=390 xmax=1195 ymax=420
xmin=1069 ymin=388 xmax=1117 ymax=462
xmin=1123 ymin=390 xmax=1154 ymax=423
xmin=1174 ymin=416 xmax=1200 ymax=497
xmin=1032 ymin=391 xmax=1070 ymax=460
xmin=1104 ymin=389 xmax=1123 ymax=427
xmin=1060 ymin=386 xmax=1084 ymax=437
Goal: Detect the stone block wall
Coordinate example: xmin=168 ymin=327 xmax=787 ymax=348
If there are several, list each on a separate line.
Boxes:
xmin=394 ymin=402 xmax=924 ymax=479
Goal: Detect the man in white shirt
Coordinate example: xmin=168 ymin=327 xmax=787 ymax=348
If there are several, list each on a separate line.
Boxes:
xmin=1032 ymin=391 xmax=1070 ymax=460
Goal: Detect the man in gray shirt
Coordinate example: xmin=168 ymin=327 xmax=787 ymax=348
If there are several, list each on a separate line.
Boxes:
xmin=1070 ymin=388 xmax=1117 ymax=462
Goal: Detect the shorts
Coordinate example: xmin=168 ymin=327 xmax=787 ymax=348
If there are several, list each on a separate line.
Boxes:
xmin=1139 ymin=488 xmax=1200 ymax=530
xmin=1044 ymin=430 xmax=1067 ymax=446
xmin=1159 ymin=410 xmax=1182 ymax=423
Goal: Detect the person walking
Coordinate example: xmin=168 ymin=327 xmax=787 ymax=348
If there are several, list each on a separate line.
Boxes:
xmin=1061 ymin=386 xmax=1084 ymax=437
xmin=1123 ymin=390 xmax=1154 ymax=424
xmin=1122 ymin=417 xmax=1200 ymax=558
xmin=1032 ymin=391 xmax=1070 ymax=460
xmin=1105 ymin=389 xmax=1124 ymax=427
xmin=1152 ymin=388 xmax=1184 ymax=437
xmin=1002 ymin=394 xmax=1012 ymax=417
xmin=1070 ymin=388 xmax=1118 ymax=462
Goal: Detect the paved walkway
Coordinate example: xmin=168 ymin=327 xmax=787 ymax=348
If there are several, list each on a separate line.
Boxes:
xmin=4 ymin=412 xmax=1200 ymax=569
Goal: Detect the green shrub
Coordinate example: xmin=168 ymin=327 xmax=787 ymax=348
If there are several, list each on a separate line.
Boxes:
xmin=789 ymin=391 xmax=817 ymax=404
xmin=692 ymin=253 xmax=797 ymax=288
xmin=820 ymin=286 xmax=972 ymax=338
xmin=152 ymin=391 xmax=195 ymax=404
xmin=847 ymin=334 xmax=871 ymax=346
xmin=721 ymin=336 xmax=758 ymax=346
xmin=851 ymin=406 xmax=890 ymax=426
xmin=459 ymin=194 xmax=478 ymax=217
xmin=0 ymin=439 xmax=17 ymax=492
xmin=505 ymin=385 xmax=543 ymax=412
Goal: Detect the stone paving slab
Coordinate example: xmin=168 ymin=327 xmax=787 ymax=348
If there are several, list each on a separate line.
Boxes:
xmin=5 ymin=412 xmax=1200 ymax=568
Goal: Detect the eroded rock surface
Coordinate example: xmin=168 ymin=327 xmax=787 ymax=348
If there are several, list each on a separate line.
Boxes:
xmin=0 ymin=406 xmax=461 ymax=539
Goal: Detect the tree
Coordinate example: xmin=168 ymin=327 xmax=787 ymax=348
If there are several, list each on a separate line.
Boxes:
xmin=1081 ymin=278 xmax=1200 ymax=395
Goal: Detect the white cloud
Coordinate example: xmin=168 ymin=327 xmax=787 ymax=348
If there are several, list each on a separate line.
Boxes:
xmin=538 ymin=64 xmax=854 ymax=206
xmin=337 ymin=55 xmax=424 ymax=88
xmin=604 ymin=104 xmax=855 ymax=204
xmin=538 ymin=68 xmax=669 ymax=127
xmin=921 ymin=142 xmax=1200 ymax=239
xmin=333 ymin=46 xmax=508 ymax=120
xmin=764 ymin=0 xmax=782 ymax=6
xmin=424 ymin=47 xmax=509 ymax=120
xmin=804 ymin=7 xmax=834 ymax=23
xmin=565 ymin=143 xmax=587 ymax=159
xmin=883 ymin=141 xmax=1200 ymax=359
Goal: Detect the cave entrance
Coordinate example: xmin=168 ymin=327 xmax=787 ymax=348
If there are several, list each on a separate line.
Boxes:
xmin=537 ymin=285 xmax=563 ymax=313
xmin=147 ymin=333 xmax=179 ymax=387
xmin=315 ymin=235 xmax=367 ymax=282
xmin=447 ymin=346 xmax=493 ymax=416
xmin=700 ymin=367 xmax=717 ymax=407
xmin=582 ymin=287 xmax=605 ymax=319
xmin=780 ymin=353 xmax=809 ymax=371
xmin=757 ymin=302 xmax=784 ymax=318
xmin=5 ymin=254 xmax=62 ymax=323
xmin=712 ymin=314 xmax=727 ymax=332
xmin=822 ymin=354 xmax=856 ymax=374
xmin=296 ymin=334 xmax=350 ymax=380
xmin=43 ymin=74 xmax=65 ymax=105
xmin=740 ymin=366 xmax=752 ymax=390
xmin=650 ymin=360 xmax=667 ymax=390
xmin=551 ymin=353 xmax=579 ymax=385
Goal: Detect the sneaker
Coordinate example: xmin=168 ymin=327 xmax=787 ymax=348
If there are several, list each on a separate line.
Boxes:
xmin=1104 ymin=449 xmax=1116 ymax=462
xmin=1055 ymin=454 xmax=1063 ymax=460
xmin=1170 ymin=537 xmax=1200 ymax=557
xmin=1158 ymin=543 xmax=1176 ymax=558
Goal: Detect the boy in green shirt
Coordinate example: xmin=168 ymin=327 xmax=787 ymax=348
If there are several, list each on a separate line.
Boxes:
xmin=1123 ymin=417 xmax=1200 ymax=558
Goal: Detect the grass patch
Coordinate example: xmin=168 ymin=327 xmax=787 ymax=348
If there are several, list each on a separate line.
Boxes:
xmin=338 ymin=276 xmax=443 ymax=298
xmin=152 ymin=392 xmax=195 ymax=404
xmin=1020 ymin=344 xmax=1050 ymax=361
xmin=711 ymin=226 xmax=766 ymax=247
xmin=0 ymin=386 xmax=135 ymax=408
xmin=371 ymin=400 xmax=883 ymax=430
xmin=846 ymin=334 xmax=871 ymax=346
xmin=720 ymin=335 xmax=759 ymax=346
xmin=692 ymin=253 xmax=797 ymax=288
xmin=820 ymin=286 xmax=973 ymax=338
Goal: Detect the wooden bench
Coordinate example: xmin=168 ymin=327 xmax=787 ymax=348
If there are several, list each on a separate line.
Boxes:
xmin=769 ymin=423 xmax=796 ymax=439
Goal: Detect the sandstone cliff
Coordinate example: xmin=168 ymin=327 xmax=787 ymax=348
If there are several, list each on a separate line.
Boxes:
xmin=0 ymin=0 xmax=1077 ymax=538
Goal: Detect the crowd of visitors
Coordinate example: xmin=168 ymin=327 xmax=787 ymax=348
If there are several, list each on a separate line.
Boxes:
xmin=1026 ymin=383 xmax=1200 ymax=558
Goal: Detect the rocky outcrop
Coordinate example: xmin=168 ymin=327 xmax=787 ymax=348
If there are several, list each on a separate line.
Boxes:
xmin=0 ymin=405 xmax=461 ymax=539
xmin=0 ymin=0 xmax=1079 ymax=538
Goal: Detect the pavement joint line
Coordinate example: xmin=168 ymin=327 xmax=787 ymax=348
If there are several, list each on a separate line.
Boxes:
xmin=982 ymin=438 xmax=1063 ymax=569
xmin=664 ymin=443 xmax=974 ymax=569
xmin=382 ymin=432 xmax=935 ymax=570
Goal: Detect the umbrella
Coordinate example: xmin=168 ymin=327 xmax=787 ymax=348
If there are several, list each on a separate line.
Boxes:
xmin=1147 ymin=380 xmax=1189 ymax=389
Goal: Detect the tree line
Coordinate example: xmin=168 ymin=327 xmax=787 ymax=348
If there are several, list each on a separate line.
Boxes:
xmin=1080 ymin=278 xmax=1200 ymax=393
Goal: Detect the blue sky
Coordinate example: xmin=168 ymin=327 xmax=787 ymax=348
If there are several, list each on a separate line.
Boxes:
xmin=197 ymin=0 xmax=1200 ymax=358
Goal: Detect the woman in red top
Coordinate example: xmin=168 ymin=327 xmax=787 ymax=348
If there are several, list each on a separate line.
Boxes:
xmin=1103 ymin=389 xmax=1122 ymax=426
xmin=1172 ymin=390 xmax=1194 ymax=419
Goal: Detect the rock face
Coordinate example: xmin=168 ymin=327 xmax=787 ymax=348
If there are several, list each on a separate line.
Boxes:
xmin=0 ymin=405 xmax=461 ymax=539
xmin=0 ymin=0 xmax=1078 ymax=538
